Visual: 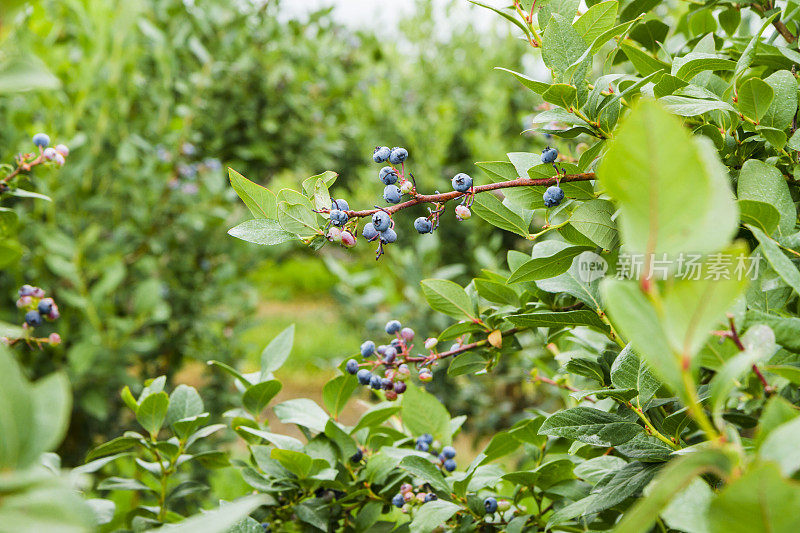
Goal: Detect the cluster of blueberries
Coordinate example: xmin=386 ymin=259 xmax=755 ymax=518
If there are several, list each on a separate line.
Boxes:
xmin=33 ymin=133 xmax=70 ymax=167
xmin=391 ymin=482 xmax=438 ymax=511
xmin=346 ymin=319 xmax=440 ymax=397
xmin=414 ymin=433 xmax=458 ymax=472
xmin=326 ymin=198 xmax=357 ymax=248
xmin=540 ymin=146 xmax=565 ymax=208
xmin=11 ymin=285 xmax=61 ymax=345
xmin=373 ymin=146 xmax=411 ymax=205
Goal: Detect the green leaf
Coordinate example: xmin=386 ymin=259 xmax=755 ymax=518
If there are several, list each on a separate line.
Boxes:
xmin=506 ymin=310 xmax=608 ymax=331
xmin=759 ymin=416 xmax=800 ymax=476
xmin=228 ymin=168 xmax=277 ymax=219
xmin=573 ymin=1 xmax=619 ymax=45
xmin=568 ymin=199 xmax=619 ymax=249
xmin=471 ymin=192 xmax=529 ymax=237
xmin=539 ymin=407 xmax=643 ymax=446
xmin=707 ymin=463 xmax=800 ymax=533
xmin=270 ymin=449 xmax=312 ymax=478
xmin=467 ymin=1 xmax=532 ymax=40
xmin=136 ymin=391 xmax=169 ymax=436
xmin=610 ymin=345 xmax=661 ymax=407
xmin=420 ymin=279 xmax=476 ymax=321
xmin=614 ymin=449 xmax=733 ymax=533
xmin=598 ymin=99 xmax=738 ymax=256
xmin=0 ymin=54 xmax=60 ymax=94
xmin=242 ymin=380 xmax=282 ymax=416
xmin=277 ymin=201 xmax=320 ymax=238
xmin=737 ymin=77 xmax=774 ymax=122
xmin=401 ymin=385 xmax=452 ymax=445
xmin=660 ymin=95 xmax=737 ymax=117
xmin=737 ymin=160 xmax=795 ymax=236
xmin=260 ymin=324 xmax=294 ymax=377
xmin=761 ymin=70 xmax=798 ymax=130
xmin=409 ymin=500 xmax=461 ymax=533
xmin=738 ymin=200 xmax=780 ymax=236
xmin=474 ymin=279 xmax=518 ymax=306
xmin=541 ymin=14 xmax=588 ymax=79
xmin=672 ymin=52 xmax=736 ymax=81
xmin=164 ymin=385 xmax=204 ymax=427
xmin=399 ymin=455 xmax=451 ymax=494
xmin=350 ymin=405 xmax=400 ymax=434
xmin=734 ymin=13 xmax=779 ymax=82
xmin=619 ymin=41 xmax=669 ymax=76
xmin=538 ymin=0 xmax=580 ymax=28
xmin=507 ymin=246 xmax=590 ymax=283
xmin=85 ymin=436 xmax=141 ymax=462
xmin=236 ymin=427 xmax=303 ymax=451
xmin=748 ymin=225 xmax=800 ymax=297
xmin=447 ymin=352 xmax=486 ymax=376
xmin=228 ymin=219 xmax=297 ymax=246
xmin=542 ymin=83 xmax=578 ymax=109
xmin=322 ymin=375 xmax=358 ymax=418
xmin=495 ymin=68 xmax=551 ymax=95
xmin=31 ymin=372 xmax=71 ymax=455
xmin=273 ymin=398 xmax=329 ymax=433
xmin=152 ymin=495 xmax=272 ymax=533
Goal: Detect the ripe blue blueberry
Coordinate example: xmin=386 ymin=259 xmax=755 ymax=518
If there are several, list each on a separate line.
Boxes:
xmin=32 ymin=133 xmax=50 ymax=148
xmin=414 ymin=217 xmax=432 ymax=234
xmin=362 ymin=222 xmax=379 ymax=242
xmin=346 ymin=359 xmax=359 ymax=375
xmin=441 ymin=446 xmax=456 ymax=459
xmin=543 ymin=185 xmax=565 ymax=208
xmin=383 ymin=185 xmax=402 ymax=204
xmin=424 ymin=493 xmax=437 ymax=502
xmin=25 ymin=310 xmax=42 ymax=327
xmin=329 ymin=209 xmax=348 ymax=226
xmin=392 ymin=493 xmax=405 ymax=508
xmin=381 ymin=378 xmax=393 ymax=390
xmin=379 ymin=227 xmax=397 ymax=244
xmin=369 ymin=374 xmax=383 ymax=390
xmin=37 ymin=298 xmax=54 ymax=316
xmin=376 ymin=344 xmax=388 ymax=355
xmin=350 ymin=448 xmax=363 ymax=462
xmin=389 ymin=147 xmax=408 ymax=165
xmin=18 ymin=285 xmax=35 ymax=297
xmin=361 ymin=340 xmax=376 ymax=357
xmin=484 ymin=497 xmax=498 ymax=514
xmin=385 ymin=320 xmax=402 ymax=334
xmin=394 ymin=381 xmax=407 ymax=394
xmin=372 ymin=211 xmax=391 ymax=232
xmin=383 ymin=347 xmax=397 ymax=364
xmin=541 ymin=146 xmax=558 ymax=164
xmin=357 ymin=369 xmax=372 ymax=385
xmin=415 ymin=440 xmax=430 ymax=452
xmin=421 ymin=433 xmax=434 ymax=445
xmin=379 ymin=166 xmax=399 ymax=185
xmin=451 ymin=173 xmax=473 ymax=193
xmin=373 ymin=146 xmax=391 ymax=163
xmin=443 ymin=459 xmax=456 ymax=472
xmin=331 ymin=198 xmax=350 ymax=211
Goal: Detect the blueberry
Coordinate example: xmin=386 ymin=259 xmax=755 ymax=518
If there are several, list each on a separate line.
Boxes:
xmin=372 ymin=211 xmax=391 ymax=232
xmin=383 ymin=347 xmax=397 ymax=364
xmin=392 ymin=493 xmax=405 ymax=508
xmin=43 ymin=147 xmax=57 ymax=160
xmin=389 ymin=147 xmax=408 ymax=165
xmin=443 ymin=459 xmax=456 ymax=472
xmin=400 ymin=327 xmax=414 ymax=341
xmin=419 ymin=369 xmax=433 ymax=382
xmin=373 ymin=146 xmax=391 ymax=163
xmin=376 ymin=344 xmax=388 ymax=355
xmin=18 ymin=285 xmax=35 ymax=297
xmin=261 ymin=523 xmax=270 ymax=533
xmin=455 ymin=205 xmax=471 ymax=220
xmin=350 ymin=448 xmax=363 ymax=462
xmin=414 ymin=217 xmax=432 ymax=234
xmin=383 ymin=185 xmax=402 ymax=204
xmin=362 ymin=222 xmax=380 ymax=242
xmin=451 ymin=173 xmax=473 ymax=193
xmin=424 ymin=493 xmax=437 ymax=502
xmin=357 ymin=369 xmax=372 ymax=385
xmin=25 ymin=310 xmax=42 ymax=327
xmin=55 ymin=144 xmax=69 ymax=157
xmin=329 ymin=209 xmax=349 ymax=226
xmin=379 ymin=227 xmax=397 ymax=244
xmin=441 ymin=446 xmax=456 ymax=459
xmin=484 ymin=497 xmax=498 ymax=514
xmin=543 ymin=185 xmax=565 ymax=208
xmin=385 ymin=320 xmax=402 ymax=334
xmin=38 ymin=298 xmax=54 ymax=315
xmin=541 ymin=146 xmax=558 ymax=164
xmin=379 ymin=166 xmax=399 ymax=185
xmin=346 ymin=359 xmax=359 ymax=375
xmin=381 ymin=378 xmax=394 ymax=390
xmin=415 ymin=440 xmax=430 ymax=452
xmin=421 ymin=434 xmax=434 ymax=445
xmin=370 ymin=374 xmax=383 ymax=390
xmin=390 ymin=338 xmax=402 ymax=348
xmin=394 ymin=381 xmax=407 ymax=394
xmin=32 ymin=133 xmax=50 ymax=148
xmin=361 ymin=340 xmax=376 ymax=357
xmin=331 ymin=198 xmax=350 ymax=211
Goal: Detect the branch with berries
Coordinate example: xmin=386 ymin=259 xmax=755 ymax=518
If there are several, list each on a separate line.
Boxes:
xmin=0 ymin=284 xmax=62 ymax=348
xmin=1 ymin=133 xmax=70 ymax=192
xmin=321 ymin=146 xmax=594 ymax=259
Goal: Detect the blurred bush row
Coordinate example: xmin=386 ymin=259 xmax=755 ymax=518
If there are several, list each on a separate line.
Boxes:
xmin=0 ymin=0 xmax=537 ymax=462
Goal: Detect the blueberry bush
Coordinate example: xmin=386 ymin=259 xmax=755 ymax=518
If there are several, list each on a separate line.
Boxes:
xmin=7 ymin=0 xmax=800 ymax=532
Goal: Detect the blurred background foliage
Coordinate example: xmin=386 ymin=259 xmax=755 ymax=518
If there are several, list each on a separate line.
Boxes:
xmin=0 ymin=0 xmax=549 ymax=464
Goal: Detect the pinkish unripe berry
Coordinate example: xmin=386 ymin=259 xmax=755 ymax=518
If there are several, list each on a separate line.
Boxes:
xmin=400 ymin=327 xmax=414 ymax=341
xmin=385 ymin=389 xmax=398 ymax=401
xmin=55 ymin=144 xmax=69 ymax=157
xmin=327 ymin=227 xmax=342 ymax=243
xmin=341 ymin=231 xmax=356 ymax=248
xmin=424 ymin=337 xmax=438 ymax=350
xmin=455 ymin=205 xmax=471 ymax=220
xmin=54 ymin=153 xmax=66 ymax=166
xmin=48 ymin=333 xmax=62 ymax=345
xmin=497 ymin=499 xmax=511 ymax=512
xmin=416 ymin=493 xmax=427 ymax=503
xmin=17 ymin=296 xmax=32 ymax=308
xmin=43 ymin=147 xmax=57 ymax=160
xmin=419 ymin=370 xmax=433 ymax=382
xmin=396 ymin=364 xmax=410 ymax=381
xmin=403 ymin=492 xmax=414 ymax=503
xmin=400 ymin=483 xmax=413 ymax=494
xmin=31 ymin=287 xmax=45 ymax=298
